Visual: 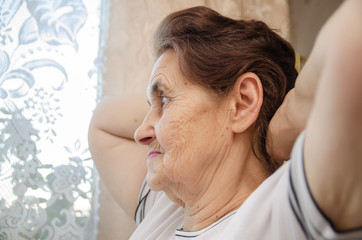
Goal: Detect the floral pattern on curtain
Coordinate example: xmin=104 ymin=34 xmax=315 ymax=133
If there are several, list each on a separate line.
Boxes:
xmin=0 ymin=0 xmax=105 ymax=239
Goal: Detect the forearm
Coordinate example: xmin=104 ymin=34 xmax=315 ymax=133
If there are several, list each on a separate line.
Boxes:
xmin=267 ymin=89 xmax=300 ymax=161
xmin=267 ymin=4 xmax=331 ymax=161
xmin=267 ymin=64 xmax=317 ymax=161
xmin=89 ymin=126 xmax=148 ymax=217
xmin=92 ymin=93 xmax=149 ymax=140
xmin=88 ymin=92 xmax=149 ymax=217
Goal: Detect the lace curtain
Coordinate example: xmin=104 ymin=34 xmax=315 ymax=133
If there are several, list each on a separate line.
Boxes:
xmin=0 ymin=0 xmax=107 ymax=239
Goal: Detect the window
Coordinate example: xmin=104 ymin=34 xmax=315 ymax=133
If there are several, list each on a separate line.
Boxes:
xmin=0 ymin=0 xmax=106 ymax=239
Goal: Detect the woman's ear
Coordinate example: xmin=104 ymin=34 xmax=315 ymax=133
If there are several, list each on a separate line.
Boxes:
xmin=229 ymin=72 xmax=263 ymax=133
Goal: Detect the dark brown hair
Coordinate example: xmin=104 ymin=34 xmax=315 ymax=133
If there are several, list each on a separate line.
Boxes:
xmin=154 ymin=6 xmax=297 ymax=173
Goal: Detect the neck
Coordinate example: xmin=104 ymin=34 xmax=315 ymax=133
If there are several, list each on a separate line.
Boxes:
xmin=179 ymin=143 xmax=269 ymax=231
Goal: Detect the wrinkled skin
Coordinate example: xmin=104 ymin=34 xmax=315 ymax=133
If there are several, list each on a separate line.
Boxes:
xmin=135 ymin=50 xmax=233 ymax=205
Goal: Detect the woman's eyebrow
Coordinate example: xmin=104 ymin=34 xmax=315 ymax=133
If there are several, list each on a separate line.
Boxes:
xmin=147 ymin=80 xmax=161 ymax=105
xmin=151 ymin=81 xmax=160 ymax=95
xmin=147 ymin=75 xmax=170 ymax=105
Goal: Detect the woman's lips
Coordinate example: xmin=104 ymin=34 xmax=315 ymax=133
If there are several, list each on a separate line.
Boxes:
xmin=148 ymin=151 xmax=162 ymax=159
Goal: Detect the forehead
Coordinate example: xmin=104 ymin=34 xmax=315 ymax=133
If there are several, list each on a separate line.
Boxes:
xmin=147 ymin=51 xmax=182 ymax=94
xmin=150 ymin=51 xmax=179 ymax=82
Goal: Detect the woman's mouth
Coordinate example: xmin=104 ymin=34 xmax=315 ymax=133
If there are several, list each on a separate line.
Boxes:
xmin=148 ymin=151 xmax=162 ymax=159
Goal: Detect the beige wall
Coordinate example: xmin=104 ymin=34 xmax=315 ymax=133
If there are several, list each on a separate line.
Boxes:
xmin=98 ymin=1 xmax=290 ymax=239
xmin=102 ymin=0 xmax=290 ymax=97
xmin=289 ymin=0 xmax=343 ymax=59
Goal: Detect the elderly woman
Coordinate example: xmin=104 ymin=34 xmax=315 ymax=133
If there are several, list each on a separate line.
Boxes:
xmin=89 ymin=1 xmax=362 ymax=239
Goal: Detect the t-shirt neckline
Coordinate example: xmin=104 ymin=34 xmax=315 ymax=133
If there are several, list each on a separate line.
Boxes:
xmin=175 ymin=210 xmax=237 ymax=238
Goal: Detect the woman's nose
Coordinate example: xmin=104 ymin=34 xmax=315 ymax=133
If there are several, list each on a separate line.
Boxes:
xmin=134 ymin=113 xmax=156 ymax=145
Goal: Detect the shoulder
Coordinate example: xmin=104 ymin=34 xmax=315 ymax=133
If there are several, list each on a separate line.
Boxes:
xmin=222 ymin=131 xmax=362 ymax=239
xmin=220 ymin=158 xmax=299 ymax=239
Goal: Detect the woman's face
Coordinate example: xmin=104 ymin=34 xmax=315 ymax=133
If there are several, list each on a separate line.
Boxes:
xmin=135 ymin=51 xmax=232 ymax=200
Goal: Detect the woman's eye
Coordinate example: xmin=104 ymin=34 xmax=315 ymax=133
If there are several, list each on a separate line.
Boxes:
xmin=161 ymin=96 xmax=168 ymax=105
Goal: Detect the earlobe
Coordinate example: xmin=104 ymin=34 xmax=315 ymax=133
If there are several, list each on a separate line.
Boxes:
xmin=230 ymin=72 xmax=263 ymax=133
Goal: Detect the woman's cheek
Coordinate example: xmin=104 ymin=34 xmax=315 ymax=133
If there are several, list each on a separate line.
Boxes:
xmin=161 ymin=136 xmax=190 ymax=180
xmin=159 ymin=119 xmax=197 ymax=182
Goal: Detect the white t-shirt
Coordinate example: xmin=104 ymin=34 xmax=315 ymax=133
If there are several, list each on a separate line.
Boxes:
xmin=130 ymin=132 xmax=362 ymax=239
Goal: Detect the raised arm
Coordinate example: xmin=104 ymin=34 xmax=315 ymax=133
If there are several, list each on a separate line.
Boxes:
xmin=269 ymin=0 xmax=362 ymax=230
xmin=266 ymin=15 xmax=325 ymax=162
xmin=304 ymin=0 xmax=362 ymax=230
xmin=88 ymin=92 xmax=149 ymax=218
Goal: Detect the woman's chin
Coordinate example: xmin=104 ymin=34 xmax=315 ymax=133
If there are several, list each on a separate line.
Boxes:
xmin=147 ymin=173 xmax=167 ymax=192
